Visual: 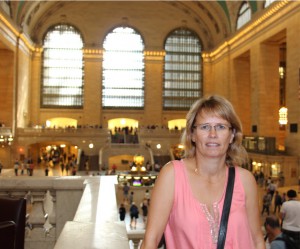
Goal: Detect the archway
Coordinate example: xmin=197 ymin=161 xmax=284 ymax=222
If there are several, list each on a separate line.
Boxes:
xmin=108 ymin=118 xmax=138 ymax=134
xmin=45 ymin=117 xmax=77 ymax=128
xmin=168 ymin=119 xmax=186 ymax=130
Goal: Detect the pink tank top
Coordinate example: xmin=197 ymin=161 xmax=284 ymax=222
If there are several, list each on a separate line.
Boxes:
xmin=164 ymin=160 xmax=255 ymax=249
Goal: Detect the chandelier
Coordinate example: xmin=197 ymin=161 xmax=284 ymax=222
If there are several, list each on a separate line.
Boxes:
xmin=0 ymin=127 xmax=14 ymax=146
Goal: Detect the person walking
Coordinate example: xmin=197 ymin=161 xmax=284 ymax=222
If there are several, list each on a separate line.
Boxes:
xmin=129 ymin=191 xmax=134 ymax=205
xmin=144 ymin=189 xmax=151 ymax=206
xmin=268 ymin=180 xmax=277 ymax=200
xmin=119 ymin=203 xmax=126 ymax=221
xmin=262 ymin=189 xmax=272 ymax=216
xmin=273 ymin=191 xmax=282 ymax=214
xmin=122 ymin=182 xmax=130 ymax=203
xmin=45 ymin=165 xmax=49 ymax=176
xmin=84 ymin=158 xmax=90 ymax=175
xmin=280 ymin=189 xmax=300 ymax=249
xmin=29 ymin=162 xmax=34 ymax=176
xmin=140 ymin=198 xmax=149 ymax=226
xmin=14 ymin=159 xmax=19 ymax=176
xmin=65 ymin=161 xmax=70 ymax=176
xmin=60 ymin=158 xmax=65 ymax=175
xmin=130 ymin=202 xmax=139 ymax=229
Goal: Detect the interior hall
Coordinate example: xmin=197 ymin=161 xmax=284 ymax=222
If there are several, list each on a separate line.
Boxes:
xmin=0 ymin=1 xmax=299 ymax=249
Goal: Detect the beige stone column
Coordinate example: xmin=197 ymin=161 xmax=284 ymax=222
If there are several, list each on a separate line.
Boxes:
xmin=30 ymin=47 xmax=42 ymax=126
xmin=250 ymin=43 xmax=280 ymax=138
xmin=231 ymin=52 xmax=251 ymax=134
xmin=82 ymin=48 xmax=102 ymax=126
xmin=202 ymin=54 xmax=213 ymax=95
xmin=285 ymin=16 xmax=300 ymax=155
xmin=143 ymin=51 xmax=165 ymax=127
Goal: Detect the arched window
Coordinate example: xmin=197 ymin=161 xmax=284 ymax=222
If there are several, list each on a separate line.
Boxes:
xmin=41 ymin=24 xmax=84 ymax=108
xmin=102 ymin=27 xmax=144 ymax=109
xmin=163 ymin=28 xmax=202 ymax=110
xmin=237 ymin=1 xmax=251 ymax=30
xmin=264 ymin=0 xmax=276 ymax=8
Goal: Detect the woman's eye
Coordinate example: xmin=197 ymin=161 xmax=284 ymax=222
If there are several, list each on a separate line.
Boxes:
xmin=216 ymin=124 xmax=226 ymax=130
xmin=200 ymin=125 xmax=210 ymax=130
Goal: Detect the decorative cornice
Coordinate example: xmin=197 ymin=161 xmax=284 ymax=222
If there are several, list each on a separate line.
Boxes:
xmin=0 ymin=13 xmax=35 ymax=52
xmin=0 ymin=13 xmax=18 ymax=36
xmin=83 ymin=48 xmax=103 ymax=55
xmin=83 ymin=48 xmax=103 ymax=59
xmin=144 ymin=50 xmax=166 ymax=61
xmin=202 ymin=0 xmax=290 ymax=60
xmin=19 ymin=32 xmax=35 ymax=51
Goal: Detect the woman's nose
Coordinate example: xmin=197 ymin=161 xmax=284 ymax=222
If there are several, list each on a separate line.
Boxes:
xmin=208 ymin=127 xmax=217 ymax=137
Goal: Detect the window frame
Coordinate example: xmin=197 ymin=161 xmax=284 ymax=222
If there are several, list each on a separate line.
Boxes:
xmin=163 ymin=27 xmax=202 ymax=111
xmin=236 ymin=1 xmax=252 ymax=30
xmin=102 ymin=26 xmax=145 ymax=110
xmin=41 ymin=23 xmax=84 ymax=109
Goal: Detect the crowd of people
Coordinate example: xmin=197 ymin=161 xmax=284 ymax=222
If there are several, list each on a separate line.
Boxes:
xmin=119 ymin=183 xmax=151 ymax=230
xmin=7 ymin=152 xmax=80 ymax=177
xmin=12 ymin=157 xmax=35 ymax=176
xmin=264 ymin=189 xmax=300 ymax=249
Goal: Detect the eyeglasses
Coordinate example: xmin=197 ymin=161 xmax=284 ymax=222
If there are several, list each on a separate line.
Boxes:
xmin=193 ymin=123 xmax=232 ymax=133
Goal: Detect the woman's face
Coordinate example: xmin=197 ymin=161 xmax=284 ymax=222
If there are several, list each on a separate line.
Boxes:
xmin=191 ymin=111 xmax=234 ymax=159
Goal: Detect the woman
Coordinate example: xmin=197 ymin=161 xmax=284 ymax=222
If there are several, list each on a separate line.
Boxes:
xmin=141 ymin=95 xmax=265 ymax=249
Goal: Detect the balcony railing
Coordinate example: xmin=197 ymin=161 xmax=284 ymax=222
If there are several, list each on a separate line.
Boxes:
xmin=0 ymin=175 xmax=143 ymax=249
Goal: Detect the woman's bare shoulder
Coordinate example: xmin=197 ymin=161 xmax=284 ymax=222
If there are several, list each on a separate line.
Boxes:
xmin=237 ymin=166 xmax=255 ymax=180
xmin=236 ymin=166 xmax=257 ymax=192
xmin=158 ymin=161 xmax=175 ymax=178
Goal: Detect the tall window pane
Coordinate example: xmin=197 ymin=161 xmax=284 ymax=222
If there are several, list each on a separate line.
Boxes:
xmin=163 ymin=28 xmax=202 ymax=110
xmin=102 ymin=27 xmax=144 ymax=109
xmin=237 ymin=1 xmax=251 ymax=29
xmin=264 ymin=0 xmax=276 ymax=8
xmin=42 ymin=24 xmax=84 ymax=108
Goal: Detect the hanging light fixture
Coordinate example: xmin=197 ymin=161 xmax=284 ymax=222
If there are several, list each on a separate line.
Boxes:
xmin=0 ymin=134 xmax=14 ymax=146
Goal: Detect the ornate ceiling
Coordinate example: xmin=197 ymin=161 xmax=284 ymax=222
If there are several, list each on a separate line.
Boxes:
xmin=5 ymin=1 xmax=266 ymax=50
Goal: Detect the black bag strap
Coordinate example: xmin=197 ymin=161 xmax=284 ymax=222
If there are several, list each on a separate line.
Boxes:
xmin=217 ymin=166 xmax=235 ymax=249
xmin=275 ymin=234 xmax=297 ymax=249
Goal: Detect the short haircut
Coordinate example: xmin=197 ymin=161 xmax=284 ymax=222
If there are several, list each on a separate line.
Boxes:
xmin=287 ymin=189 xmax=297 ymax=198
xmin=264 ymin=215 xmax=280 ymax=228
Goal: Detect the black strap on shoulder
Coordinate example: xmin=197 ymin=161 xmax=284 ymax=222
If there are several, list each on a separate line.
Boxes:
xmin=217 ymin=166 xmax=235 ymax=249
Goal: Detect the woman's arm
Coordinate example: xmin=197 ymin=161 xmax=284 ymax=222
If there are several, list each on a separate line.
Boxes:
xmin=240 ymin=168 xmax=266 ymax=249
xmin=140 ymin=162 xmax=175 ymax=249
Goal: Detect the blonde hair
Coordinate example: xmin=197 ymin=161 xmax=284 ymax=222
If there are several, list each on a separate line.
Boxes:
xmin=181 ymin=95 xmax=248 ymax=166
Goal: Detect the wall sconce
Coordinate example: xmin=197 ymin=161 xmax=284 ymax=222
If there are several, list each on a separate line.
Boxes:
xmin=279 ymin=66 xmax=285 ymax=79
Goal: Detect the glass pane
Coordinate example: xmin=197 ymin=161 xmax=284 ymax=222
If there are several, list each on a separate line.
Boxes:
xmin=102 ymin=27 xmax=145 ymax=108
xmin=41 ymin=24 xmax=84 ymax=108
xmin=237 ymin=2 xmax=251 ymax=29
xmin=163 ymin=28 xmax=202 ymax=110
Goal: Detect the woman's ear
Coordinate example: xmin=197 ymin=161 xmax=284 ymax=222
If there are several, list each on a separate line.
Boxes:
xmin=230 ymin=129 xmax=235 ymax=143
xmin=191 ymin=133 xmax=196 ymax=143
